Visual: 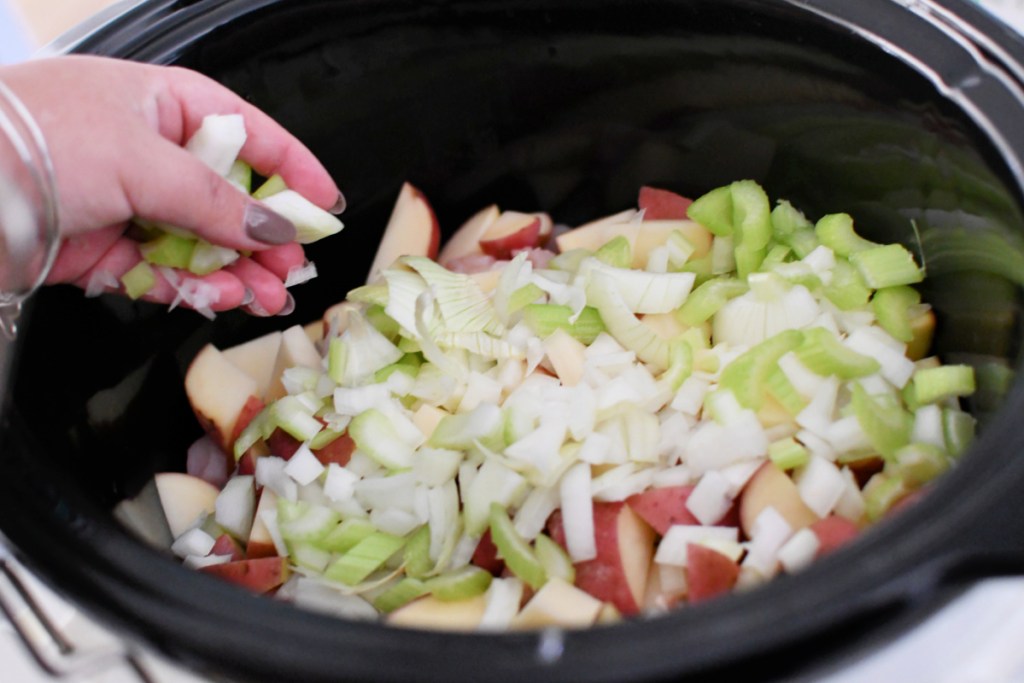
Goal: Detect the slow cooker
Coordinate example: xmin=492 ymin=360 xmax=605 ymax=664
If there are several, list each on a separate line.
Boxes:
xmin=3 ymin=1 xmax=1024 ymax=681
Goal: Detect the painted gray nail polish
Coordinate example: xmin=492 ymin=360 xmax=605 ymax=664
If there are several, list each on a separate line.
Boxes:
xmin=240 ymin=288 xmax=255 ymax=306
xmin=244 ymin=203 xmax=296 ymax=244
xmin=329 ymin=191 xmax=347 ymax=215
xmin=245 ymin=299 xmax=271 ymax=317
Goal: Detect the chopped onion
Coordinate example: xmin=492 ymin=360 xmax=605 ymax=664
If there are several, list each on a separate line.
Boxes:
xmin=559 ymin=462 xmax=597 ymax=562
xmin=285 ymin=261 xmax=319 ymax=288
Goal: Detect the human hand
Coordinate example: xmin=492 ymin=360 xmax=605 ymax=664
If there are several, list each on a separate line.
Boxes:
xmin=0 ymin=55 xmax=343 ymax=316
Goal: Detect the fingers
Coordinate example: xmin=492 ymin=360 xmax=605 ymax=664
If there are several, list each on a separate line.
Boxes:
xmin=161 ymin=67 xmax=342 ymax=212
xmin=224 ymin=256 xmax=293 ymax=316
xmin=250 ymin=242 xmax=307 ymax=281
xmin=68 ymin=237 xmax=249 ymax=311
xmin=120 ymin=137 xmax=297 ymax=252
xmin=67 ymin=239 xmax=297 ymax=316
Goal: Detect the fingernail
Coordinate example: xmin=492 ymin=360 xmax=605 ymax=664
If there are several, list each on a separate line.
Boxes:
xmin=244 ymin=203 xmax=296 ymax=245
xmin=277 ymin=292 xmax=296 ymax=317
xmin=240 ymin=288 xmax=255 ymax=306
xmin=244 ymin=299 xmax=271 ymax=317
xmin=329 ymin=191 xmax=347 ymax=215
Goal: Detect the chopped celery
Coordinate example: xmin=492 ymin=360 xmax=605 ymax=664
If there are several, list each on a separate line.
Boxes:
xmin=912 ymin=365 xmax=976 ymax=405
xmin=121 ymin=261 xmax=156 ymax=300
xmin=851 ymin=384 xmax=912 ymax=459
xmin=488 ymin=503 xmax=546 ymax=590
xmin=823 ymin=258 xmax=872 ymax=310
xmin=426 ymin=566 xmax=493 ymax=601
xmin=140 ymin=232 xmax=197 ymax=269
xmin=534 ymin=533 xmax=576 ymax=584
xmin=687 ymin=185 xmax=734 ymax=236
xmin=769 ymin=437 xmax=810 ymax=470
xmin=253 ymin=173 xmax=288 ymax=199
xmin=290 ymin=542 xmax=332 ymax=573
xmin=324 ymin=531 xmax=406 ymax=585
xmin=711 ymin=236 xmax=736 ymax=275
xmin=309 ymin=428 xmax=344 ymax=451
xmin=318 ymin=518 xmax=377 ymax=553
xmin=718 ymin=329 xmax=804 ymax=409
xmin=403 ymin=525 xmax=433 ymax=579
xmin=731 ymin=180 xmax=772 ymax=252
xmin=893 ymin=442 xmax=949 ymax=487
xmin=871 ymin=286 xmax=921 ymax=343
xmin=348 ymin=408 xmax=416 ymax=470
xmin=374 ymin=578 xmax=429 ymax=613
xmin=770 ymin=199 xmax=813 ymax=242
xmin=189 ymin=240 xmax=239 ymax=276
xmin=366 ymin=304 xmax=401 ymax=339
xmin=765 ymin=366 xmax=808 ymax=415
xmin=795 ymin=327 xmax=880 ymax=379
xmin=521 ymin=304 xmax=605 ymax=345
xmin=507 ymin=283 xmax=546 ymax=313
xmin=271 ymin=395 xmax=323 ymax=442
xmin=863 ymin=473 xmax=908 ymax=521
xmin=227 ymin=159 xmax=252 ymax=192
xmin=849 ymin=243 xmax=923 ymax=289
xmin=942 ymin=408 xmax=976 ymax=457
xmin=814 ymin=213 xmax=876 ymax=256
xmin=277 ymin=500 xmax=341 ymax=543
xmin=760 ymin=244 xmax=792 ymax=271
xmin=676 ymin=277 xmax=748 ymax=326
xmin=594 ymin=235 xmax=632 ymax=268
xmin=658 ymin=339 xmax=694 ymax=392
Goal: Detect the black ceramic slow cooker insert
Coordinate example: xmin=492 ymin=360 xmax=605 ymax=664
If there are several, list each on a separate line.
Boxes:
xmin=3 ymin=1 xmax=1024 ymax=681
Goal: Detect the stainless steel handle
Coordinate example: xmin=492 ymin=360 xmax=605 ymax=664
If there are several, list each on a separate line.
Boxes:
xmin=0 ymin=550 xmax=155 ymax=682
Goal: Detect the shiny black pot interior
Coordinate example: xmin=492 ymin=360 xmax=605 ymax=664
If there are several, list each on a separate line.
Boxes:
xmin=4 ymin=1 xmax=1024 ymax=681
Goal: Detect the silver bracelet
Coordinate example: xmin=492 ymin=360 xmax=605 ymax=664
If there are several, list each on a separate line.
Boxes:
xmin=0 ymin=77 xmax=59 ymax=339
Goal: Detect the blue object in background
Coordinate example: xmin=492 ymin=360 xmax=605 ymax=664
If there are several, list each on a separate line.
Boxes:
xmin=0 ymin=0 xmax=34 ymax=65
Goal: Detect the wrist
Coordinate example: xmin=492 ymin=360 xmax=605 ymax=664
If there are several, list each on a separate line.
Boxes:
xmin=0 ymin=77 xmax=60 ymax=338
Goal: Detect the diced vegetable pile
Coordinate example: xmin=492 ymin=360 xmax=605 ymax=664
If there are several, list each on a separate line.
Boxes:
xmin=152 ymin=179 xmax=977 ymax=630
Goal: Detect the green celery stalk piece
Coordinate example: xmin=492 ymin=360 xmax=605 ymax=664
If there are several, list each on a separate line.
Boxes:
xmin=863 ymin=473 xmax=909 ymax=521
xmin=768 ymin=436 xmax=810 ymax=470
xmin=849 ymin=243 xmax=924 ymax=289
xmin=227 ymin=160 xmax=253 ymax=193
xmin=488 ymin=503 xmax=546 ymax=590
xmin=425 ymin=566 xmax=493 ymax=601
xmin=121 ymin=261 xmax=156 ymax=300
xmin=140 ymin=231 xmax=197 ymax=269
xmin=594 ymin=235 xmax=632 ymax=268
xmin=851 ymin=384 xmax=912 ymax=459
xmin=687 ymin=185 xmax=734 ymax=236
xmin=534 ymin=533 xmax=575 ymax=584
xmin=871 ymin=285 xmax=920 ymax=343
xmin=770 ymin=199 xmax=813 ymax=241
xmin=795 ymin=327 xmax=881 ymax=379
xmin=718 ymin=329 xmax=804 ymax=410
xmin=912 ymin=365 xmax=976 ymax=405
xmin=676 ymin=277 xmax=748 ymax=326
xmin=521 ymin=304 xmax=606 ymax=345
xmin=814 ymin=213 xmax=877 ymax=256
xmin=893 ymin=442 xmax=949 ymax=487
xmin=730 ymin=180 xmax=772 ymax=252
xmin=374 ymin=578 xmax=429 ymax=613
xmin=507 ymin=282 xmax=546 ymax=313
xmin=317 ymin=518 xmax=377 ymax=553
xmin=403 ymin=524 xmax=433 ymax=579
xmin=823 ymin=258 xmax=872 ymax=310
xmin=324 ymin=531 xmax=406 ymax=585
xmin=252 ymin=173 xmax=288 ymax=199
